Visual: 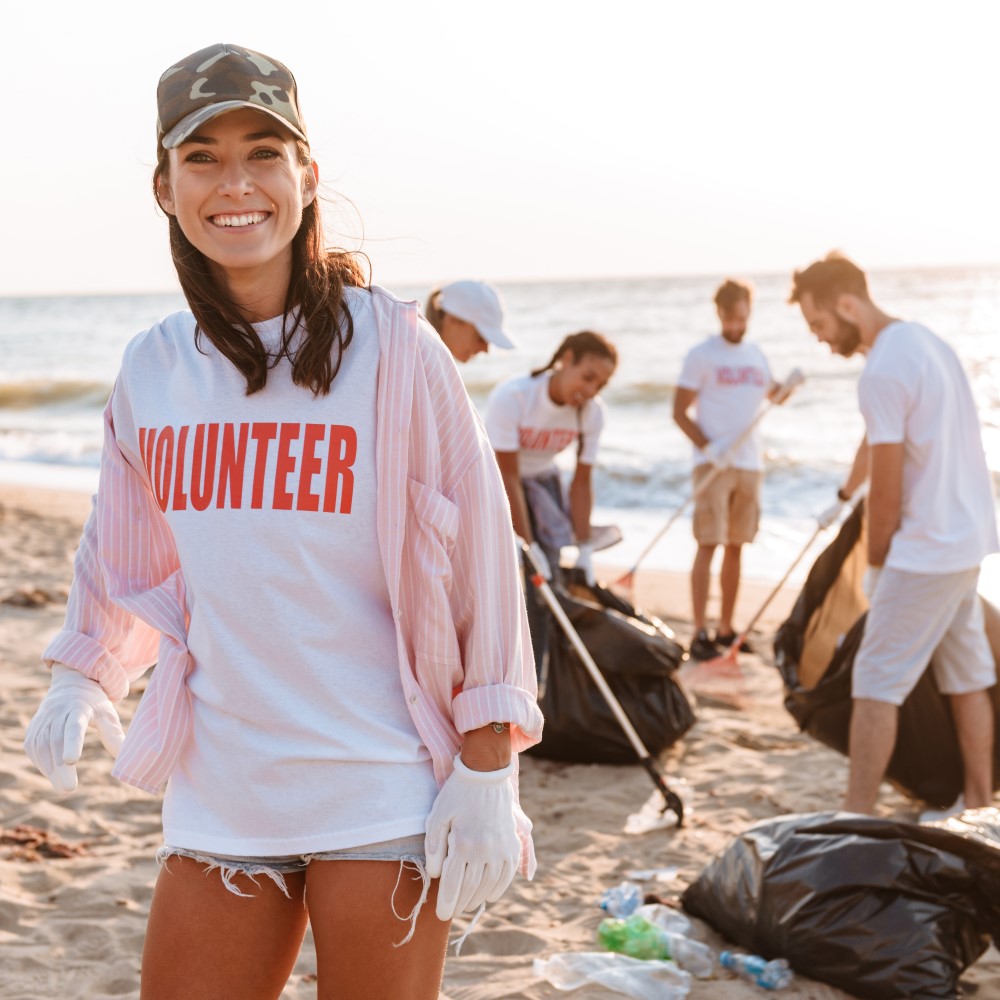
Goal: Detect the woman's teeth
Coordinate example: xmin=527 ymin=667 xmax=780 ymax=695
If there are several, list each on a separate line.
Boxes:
xmin=212 ymin=212 xmax=267 ymax=227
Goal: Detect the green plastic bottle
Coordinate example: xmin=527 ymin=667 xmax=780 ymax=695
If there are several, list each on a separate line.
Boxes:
xmin=597 ymin=915 xmax=670 ymax=960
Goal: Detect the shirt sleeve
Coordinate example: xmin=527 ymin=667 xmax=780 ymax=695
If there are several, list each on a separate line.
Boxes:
xmin=858 ymin=370 xmax=910 ymax=445
xmin=677 ymin=345 xmax=706 ymax=391
xmin=483 ymin=381 xmax=523 ymax=453
xmin=448 ymin=446 xmax=544 ymax=751
xmin=578 ymin=397 xmax=606 ymax=466
xmin=41 ymin=376 xmax=179 ymax=702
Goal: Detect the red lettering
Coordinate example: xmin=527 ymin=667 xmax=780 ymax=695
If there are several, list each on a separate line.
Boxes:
xmin=323 ymin=424 xmax=357 ymax=514
xmin=296 ymin=423 xmax=325 ymax=512
xmin=153 ymin=427 xmax=175 ymax=512
xmin=273 ymin=423 xmax=301 ymax=511
xmin=250 ymin=423 xmax=278 ymax=510
xmin=217 ymin=423 xmax=249 ymax=509
xmin=171 ymin=425 xmax=189 ymax=510
xmin=191 ymin=423 xmax=219 ymax=511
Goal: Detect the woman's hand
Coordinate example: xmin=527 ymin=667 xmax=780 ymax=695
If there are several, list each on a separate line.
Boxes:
xmin=23 ymin=664 xmax=125 ymax=793
xmin=424 ymin=754 xmax=521 ymax=920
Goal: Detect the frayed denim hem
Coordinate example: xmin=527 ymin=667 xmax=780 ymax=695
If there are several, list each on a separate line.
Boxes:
xmin=154 ymin=844 xmax=431 ymax=946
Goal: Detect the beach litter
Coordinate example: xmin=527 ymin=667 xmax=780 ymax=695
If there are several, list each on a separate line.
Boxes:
xmin=682 ymin=808 xmax=1000 ymax=998
xmin=624 ymin=781 xmax=692 ymax=834
xmin=533 ymin=951 xmax=691 ymax=999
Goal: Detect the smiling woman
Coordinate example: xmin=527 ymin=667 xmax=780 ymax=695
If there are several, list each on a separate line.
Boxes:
xmin=23 ymin=42 xmax=542 ymax=1000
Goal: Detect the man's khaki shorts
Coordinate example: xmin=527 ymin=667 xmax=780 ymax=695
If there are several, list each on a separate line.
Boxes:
xmin=853 ymin=566 xmax=996 ymax=705
xmin=691 ymin=465 xmax=763 ymax=546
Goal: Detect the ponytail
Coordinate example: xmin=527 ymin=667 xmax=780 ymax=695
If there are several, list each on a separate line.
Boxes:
xmin=530 ymin=330 xmax=617 ymax=377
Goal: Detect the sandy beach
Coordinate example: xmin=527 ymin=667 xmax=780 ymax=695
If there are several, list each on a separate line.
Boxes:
xmin=2 ymin=482 xmax=998 ymax=1000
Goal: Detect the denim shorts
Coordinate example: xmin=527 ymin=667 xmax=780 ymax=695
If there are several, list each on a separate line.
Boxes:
xmin=156 ymin=833 xmax=430 ymax=945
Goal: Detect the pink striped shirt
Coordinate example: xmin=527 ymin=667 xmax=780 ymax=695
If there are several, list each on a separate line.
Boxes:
xmin=43 ymin=286 xmax=543 ymax=875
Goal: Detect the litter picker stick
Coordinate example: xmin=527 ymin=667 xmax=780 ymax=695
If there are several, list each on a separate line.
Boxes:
xmin=616 ymin=368 xmax=806 ymax=590
xmin=522 ymin=542 xmax=685 ymax=826
xmin=703 ymin=485 xmax=868 ymax=671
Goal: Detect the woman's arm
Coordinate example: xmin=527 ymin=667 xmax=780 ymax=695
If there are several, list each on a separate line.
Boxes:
xmin=494 ymin=450 xmax=533 ymax=542
xmin=568 ymin=462 xmax=593 ymax=543
xmin=42 ymin=380 xmax=176 ymax=701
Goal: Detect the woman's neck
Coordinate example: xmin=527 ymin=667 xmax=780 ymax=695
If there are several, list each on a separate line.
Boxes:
xmin=213 ymin=258 xmax=293 ymax=323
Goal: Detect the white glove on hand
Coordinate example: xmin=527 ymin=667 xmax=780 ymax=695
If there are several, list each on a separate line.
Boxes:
xmin=817 ymin=499 xmax=845 ymax=529
xmin=863 ymin=566 xmax=883 ymax=602
xmin=425 ymin=755 xmax=522 ymax=921
xmin=701 ymin=438 xmax=733 ymax=470
xmin=518 ymin=538 xmax=552 ymax=581
xmin=575 ymin=541 xmax=596 ymax=586
xmin=23 ymin=664 xmax=124 ymax=793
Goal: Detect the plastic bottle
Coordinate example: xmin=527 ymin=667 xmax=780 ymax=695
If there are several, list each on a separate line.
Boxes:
xmin=599 ymin=880 xmax=645 ymax=917
xmin=598 ymin=916 xmax=714 ymax=977
xmin=720 ymin=950 xmax=794 ymax=990
xmin=534 ymin=951 xmax=692 ymax=1000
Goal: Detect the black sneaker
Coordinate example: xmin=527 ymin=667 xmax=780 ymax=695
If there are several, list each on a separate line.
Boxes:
xmin=715 ymin=631 xmax=753 ymax=654
xmin=688 ymin=629 xmax=720 ymax=661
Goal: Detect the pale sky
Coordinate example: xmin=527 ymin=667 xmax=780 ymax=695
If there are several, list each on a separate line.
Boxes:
xmin=5 ymin=0 xmax=1000 ymax=296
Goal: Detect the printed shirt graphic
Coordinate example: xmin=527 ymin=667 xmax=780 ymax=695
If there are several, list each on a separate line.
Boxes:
xmin=484 ymin=371 xmax=606 ymax=479
xmin=859 ymin=321 xmax=999 ymax=573
xmin=677 ymin=334 xmax=772 ymax=471
xmin=113 ymin=289 xmax=438 ymax=855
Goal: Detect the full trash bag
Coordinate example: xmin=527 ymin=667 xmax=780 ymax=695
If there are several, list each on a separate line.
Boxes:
xmin=773 ymin=501 xmax=1000 ymax=808
xmin=527 ymin=570 xmax=694 ymax=763
xmin=682 ymin=808 xmax=1000 ymax=999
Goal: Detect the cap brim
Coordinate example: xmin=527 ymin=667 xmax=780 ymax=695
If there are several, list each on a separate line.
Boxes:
xmin=479 ymin=324 xmax=517 ymax=350
xmin=161 ymin=101 xmax=308 ymax=149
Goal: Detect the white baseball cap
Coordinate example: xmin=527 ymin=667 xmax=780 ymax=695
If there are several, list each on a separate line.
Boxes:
xmin=437 ymin=280 xmax=517 ymax=350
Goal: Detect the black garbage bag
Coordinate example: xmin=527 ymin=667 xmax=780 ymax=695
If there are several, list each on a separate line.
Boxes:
xmin=773 ymin=502 xmax=1000 ymax=808
xmin=682 ymin=809 xmax=1000 ymax=999
xmin=527 ymin=570 xmax=694 ymax=763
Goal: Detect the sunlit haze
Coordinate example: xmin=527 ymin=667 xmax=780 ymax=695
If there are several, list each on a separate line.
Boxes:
xmin=5 ymin=0 xmax=1000 ymax=296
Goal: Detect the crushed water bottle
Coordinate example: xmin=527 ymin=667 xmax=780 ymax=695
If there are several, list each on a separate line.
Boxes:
xmin=720 ymin=950 xmax=793 ymax=990
xmin=599 ymin=881 xmax=645 ymax=917
xmin=598 ymin=915 xmax=714 ymax=977
xmin=534 ymin=951 xmax=692 ymax=999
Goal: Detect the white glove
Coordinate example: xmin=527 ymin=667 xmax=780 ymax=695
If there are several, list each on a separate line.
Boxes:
xmin=518 ymin=538 xmax=552 ymax=581
xmin=700 ymin=437 xmax=733 ymax=470
xmin=863 ymin=566 xmax=883 ymax=601
xmin=773 ymin=367 xmax=806 ymax=404
xmin=425 ymin=754 xmax=522 ymax=920
xmin=23 ymin=664 xmax=125 ymax=793
xmin=575 ymin=541 xmax=596 ymax=586
xmin=817 ymin=499 xmax=845 ymax=529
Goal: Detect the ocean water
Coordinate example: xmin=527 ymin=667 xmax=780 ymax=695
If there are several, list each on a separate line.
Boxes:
xmin=2 ymin=268 xmax=999 ymax=584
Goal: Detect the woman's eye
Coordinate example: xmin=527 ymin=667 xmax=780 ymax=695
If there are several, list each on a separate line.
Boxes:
xmin=185 ymin=151 xmax=214 ymax=164
xmin=251 ymin=148 xmax=280 ymax=160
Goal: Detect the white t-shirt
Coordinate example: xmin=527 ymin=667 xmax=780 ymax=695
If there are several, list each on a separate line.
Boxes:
xmin=859 ymin=320 xmax=999 ymax=574
xmin=677 ymin=335 xmax=772 ymax=471
xmin=484 ymin=371 xmax=606 ymax=479
xmin=118 ymin=288 xmax=438 ymax=855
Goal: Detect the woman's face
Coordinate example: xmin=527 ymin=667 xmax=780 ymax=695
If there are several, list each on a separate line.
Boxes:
xmin=549 ymin=352 xmax=615 ymax=407
xmin=439 ymin=313 xmax=489 ymax=363
xmin=156 ymin=107 xmax=317 ymax=289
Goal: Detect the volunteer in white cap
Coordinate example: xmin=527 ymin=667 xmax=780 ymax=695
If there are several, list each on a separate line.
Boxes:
xmin=425 ymin=280 xmax=517 ymax=362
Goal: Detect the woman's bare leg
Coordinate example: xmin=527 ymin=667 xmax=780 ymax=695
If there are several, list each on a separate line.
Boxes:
xmin=307 ymin=860 xmax=451 ymax=1000
xmin=141 ymin=857 xmax=308 ymax=1000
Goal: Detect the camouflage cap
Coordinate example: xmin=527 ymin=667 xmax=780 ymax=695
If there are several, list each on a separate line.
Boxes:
xmin=157 ymin=43 xmax=307 ymax=150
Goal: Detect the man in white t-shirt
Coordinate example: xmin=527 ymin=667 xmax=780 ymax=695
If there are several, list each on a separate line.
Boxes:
xmin=674 ymin=279 xmax=775 ymax=660
xmin=790 ymin=251 xmax=998 ymax=814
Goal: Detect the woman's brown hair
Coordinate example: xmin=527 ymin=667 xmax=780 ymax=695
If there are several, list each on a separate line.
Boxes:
xmin=153 ymin=140 xmax=367 ymax=396
xmin=530 ymin=330 xmax=617 ymax=378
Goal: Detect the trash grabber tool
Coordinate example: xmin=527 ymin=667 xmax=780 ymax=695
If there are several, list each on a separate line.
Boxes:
xmin=522 ymin=542 xmax=685 ymax=827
